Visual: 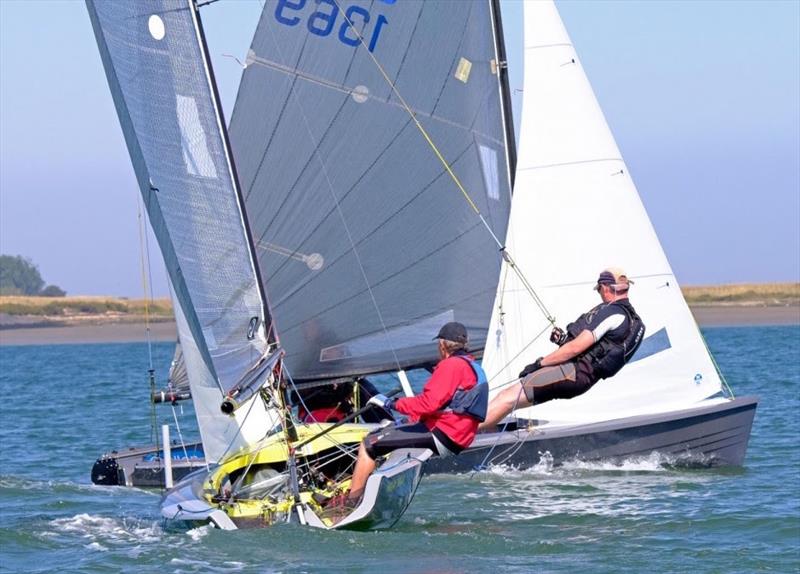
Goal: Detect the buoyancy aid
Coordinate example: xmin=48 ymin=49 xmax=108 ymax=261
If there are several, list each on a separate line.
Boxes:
xmin=443 ymin=355 xmax=489 ymax=422
xmin=567 ymin=300 xmax=646 ymax=380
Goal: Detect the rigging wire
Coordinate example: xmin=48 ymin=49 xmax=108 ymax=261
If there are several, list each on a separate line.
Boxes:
xmin=170 ymin=402 xmax=197 ymax=470
xmin=697 ymin=323 xmax=735 ymax=398
xmin=135 ymin=194 xmax=154 ymax=371
xmin=261 ymin=20 xmax=407 ymax=375
xmin=331 ymin=0 xmax=555 ymax=326
xmin=135 ymin=193 xmax=161 ymax=454
xmin=470 ymin=381 xmax=527 ymax=475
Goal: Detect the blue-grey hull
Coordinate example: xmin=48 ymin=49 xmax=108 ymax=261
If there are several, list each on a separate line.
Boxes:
xmin=425 ymin=396 xmax=758 ymax=474
xmin=93 ymin=397 xmax=757 ymax=488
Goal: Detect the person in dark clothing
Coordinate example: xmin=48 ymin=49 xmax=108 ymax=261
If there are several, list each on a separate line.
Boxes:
xmin=294 ymin=379 xmax=394 ymax=424
xmin=480 ymin=268 xmax=645 ymax=429
xmin=341 ymin=321 xmax=487 ymax=503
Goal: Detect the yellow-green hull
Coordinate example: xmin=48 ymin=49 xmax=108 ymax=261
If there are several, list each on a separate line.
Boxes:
xmin=160 ymin=423 xmax=431 ymax=530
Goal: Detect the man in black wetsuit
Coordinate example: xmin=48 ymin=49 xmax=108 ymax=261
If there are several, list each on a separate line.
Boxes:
xmin=480 ymin=268 xmax=645 ymax=429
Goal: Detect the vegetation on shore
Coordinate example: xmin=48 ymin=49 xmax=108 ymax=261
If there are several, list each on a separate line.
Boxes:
xmin=0 ymin=296 xmax=173 ymax=318
xmin=1 ymin=283 xmax=797 ymax=324
xmin=682 ymin=283 xmax=799 ymax=306
xmin=0 ymin=254 xmax=65 ymax=297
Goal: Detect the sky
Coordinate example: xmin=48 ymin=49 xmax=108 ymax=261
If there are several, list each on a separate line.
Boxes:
xmin=0 ymin=0 xmax=798 ymax=297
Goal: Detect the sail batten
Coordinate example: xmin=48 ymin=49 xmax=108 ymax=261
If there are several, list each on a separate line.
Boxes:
xmin=231 ymin=0 xmax=513 ymax=380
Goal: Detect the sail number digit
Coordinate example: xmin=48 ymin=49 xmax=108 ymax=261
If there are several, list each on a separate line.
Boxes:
xmin=274 ymin=0 xmax=388 ymax=53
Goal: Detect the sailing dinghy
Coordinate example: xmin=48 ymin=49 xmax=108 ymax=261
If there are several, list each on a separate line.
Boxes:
xmin=427 ymin=0 xmax=757 ymax=473
xmin=86 ymin=0 xmax=514 ymax=528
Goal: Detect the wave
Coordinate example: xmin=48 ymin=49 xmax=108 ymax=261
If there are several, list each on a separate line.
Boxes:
xmin=45 ymin=513 xmax=163 ymax=548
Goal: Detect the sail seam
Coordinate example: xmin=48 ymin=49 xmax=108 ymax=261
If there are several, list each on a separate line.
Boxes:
xmin=277 ymin=221 xmax=485 ymax=334
xmin=244 ymin=54 xmax=502 ymax=144
xmin=525 ymin=42 xmax=573 ymax=51
xmin=264 ymin=13 xmax=406 ymax=374
xmin=266 ymin=142 xmax=477 ymax=311
xmin=519 ymin=157 xmax=625 ymax=172
xmin=331 ymin=0 xmax=556 ymax=326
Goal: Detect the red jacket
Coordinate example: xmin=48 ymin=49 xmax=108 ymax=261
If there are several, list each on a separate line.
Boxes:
xmin=393 ymin=354 xmax=479 ymax=449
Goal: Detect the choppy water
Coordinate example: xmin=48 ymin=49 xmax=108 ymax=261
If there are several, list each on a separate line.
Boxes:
xmin=1 ymin=326 xmax=798 ymax=573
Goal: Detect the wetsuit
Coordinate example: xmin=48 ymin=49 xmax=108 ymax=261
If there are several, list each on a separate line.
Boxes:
xmin=521 ymin=299 xmax=645 ymax=404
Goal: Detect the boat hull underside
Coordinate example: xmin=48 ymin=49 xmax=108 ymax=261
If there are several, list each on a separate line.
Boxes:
xmin=426 ymin=396 xmax=758 ymax=474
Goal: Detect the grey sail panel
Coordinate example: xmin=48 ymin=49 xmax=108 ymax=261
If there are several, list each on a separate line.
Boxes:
xmin=231 ymin=0 xmax=512 ymax=379
xmin=87 ymin=0 xmax=270 ymax=391
xmin=167 ymin=342 xmax=189 ymax=393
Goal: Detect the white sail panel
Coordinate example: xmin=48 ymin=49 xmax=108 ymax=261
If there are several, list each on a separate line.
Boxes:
xmin=481 ymin=0 xmax=722 ymax=423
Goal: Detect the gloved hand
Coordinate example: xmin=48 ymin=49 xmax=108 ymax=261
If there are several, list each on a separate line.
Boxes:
xmin=519 ymin=358 xmax=543 ymax=379
xmin=550 ymin=327 xmax=568 ymax=346
xmin=368 ymin=393 xmax=395 ymax=411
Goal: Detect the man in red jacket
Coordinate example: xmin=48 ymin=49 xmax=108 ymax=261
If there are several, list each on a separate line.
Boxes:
xmin=344 ymin=321 xmax=486 ymax=502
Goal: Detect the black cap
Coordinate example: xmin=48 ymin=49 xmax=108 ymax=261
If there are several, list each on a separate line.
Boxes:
xmin=433 ymin=321 xmax=468 ymax=344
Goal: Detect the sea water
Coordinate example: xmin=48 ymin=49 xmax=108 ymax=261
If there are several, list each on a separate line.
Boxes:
xmin=1 ymin=326 xmax=798 ymax=573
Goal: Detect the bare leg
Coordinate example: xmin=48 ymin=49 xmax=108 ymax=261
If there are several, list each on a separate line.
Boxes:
xmin=479 ymin=383 xmax=531 ymax=430
xmin=348 ymin=441 xmax=377 ymax=498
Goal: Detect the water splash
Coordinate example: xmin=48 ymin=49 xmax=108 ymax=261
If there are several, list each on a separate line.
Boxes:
xmin=45 ymin=513 xmax=162 ymax=549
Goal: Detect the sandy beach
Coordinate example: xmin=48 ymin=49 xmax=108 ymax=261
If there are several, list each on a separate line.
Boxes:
xmin=0 ymin=321 xmax=177 ymax=346
xmin=0 ymin=306 xmax=797 ymax=346
xmin=689 ymin=305 xmax=800 ymax=327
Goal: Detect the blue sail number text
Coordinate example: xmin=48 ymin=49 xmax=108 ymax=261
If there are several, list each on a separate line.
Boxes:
xmin=275 ymin=0 xmax=389 ymax=53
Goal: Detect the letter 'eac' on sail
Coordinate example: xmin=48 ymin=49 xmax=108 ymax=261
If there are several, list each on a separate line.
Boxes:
xmin=230 ymin=0 xmax=514 ymax=380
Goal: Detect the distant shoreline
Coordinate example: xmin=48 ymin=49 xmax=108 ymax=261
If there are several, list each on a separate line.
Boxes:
xmin=1 ymin=305 xmax=797 ymax=347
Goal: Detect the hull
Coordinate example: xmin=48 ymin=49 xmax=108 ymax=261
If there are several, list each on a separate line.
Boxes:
xmin=427 ymin=396 xmax=758 ymax=474
xmin=305 ymin=448 xmax=432 ymax=530
xmin=91 ymin=442 xmax=205 ymax=488
xmin=94 ymin=396 xmax=757 ymax=488
xmin=161 ymin=447 xmax=432 ymax=531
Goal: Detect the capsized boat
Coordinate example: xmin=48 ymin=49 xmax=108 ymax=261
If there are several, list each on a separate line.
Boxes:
xmin=86 ymin=0 xmax=515 ymax=528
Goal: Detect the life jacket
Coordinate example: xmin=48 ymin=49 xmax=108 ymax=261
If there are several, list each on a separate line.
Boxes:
xmin=568 ymin=300 xmax=646 ymax=380
xmin=443 ymin=355 xmax=489 ymax=422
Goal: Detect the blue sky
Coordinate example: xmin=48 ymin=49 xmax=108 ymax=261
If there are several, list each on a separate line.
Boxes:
xmin=1 ymin=0 xmax=798 ymax=297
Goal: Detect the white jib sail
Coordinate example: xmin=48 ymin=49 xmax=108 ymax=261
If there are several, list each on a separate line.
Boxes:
xmin=481 ymin=0 xmax=723 ymax=424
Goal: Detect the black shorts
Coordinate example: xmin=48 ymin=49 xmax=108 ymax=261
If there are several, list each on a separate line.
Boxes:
xmin=363 ymin=423 xmax=460 ymax=459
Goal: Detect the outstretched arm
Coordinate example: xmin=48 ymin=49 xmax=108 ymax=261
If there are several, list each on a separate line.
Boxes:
xmin=541 ymin=330 xmax=594 ymax=366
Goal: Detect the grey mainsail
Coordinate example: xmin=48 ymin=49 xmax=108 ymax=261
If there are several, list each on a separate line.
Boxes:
xmin=86 ymin=0 xmax=274 ymax=393
xmin=231 ymin=0 xmax=514 ymax=380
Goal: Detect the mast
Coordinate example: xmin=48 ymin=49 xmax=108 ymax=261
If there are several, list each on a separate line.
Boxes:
xmin=489 ymin=0 xmax=517 ymax=191
xmin=189 ymin=0 xmax=277 ymax=348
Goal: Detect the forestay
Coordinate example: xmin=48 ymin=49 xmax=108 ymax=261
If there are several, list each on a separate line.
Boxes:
xmin=481 ymin=0 xmax=723 ymax=423
xmin=230 ymin=0 xmax=513 ymax=380
xmin=87 ymin=0 xmax=281 ymax=458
